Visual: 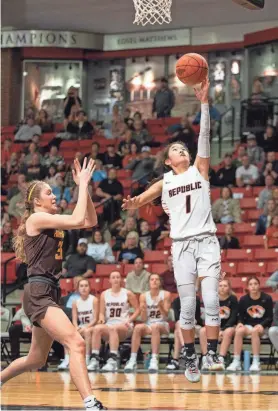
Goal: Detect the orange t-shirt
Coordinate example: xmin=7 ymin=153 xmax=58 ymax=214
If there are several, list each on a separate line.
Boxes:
xmin=266 ymin=226 xmax=278 ymax=248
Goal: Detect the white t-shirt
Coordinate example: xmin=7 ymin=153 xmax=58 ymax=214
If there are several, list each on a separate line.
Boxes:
xmin=76 ymin=295 xmax=95 ymax=328
xmin=145 ymin=290 xmax=166 ymax=325
xmin=105 ymin=288 xmax=130 ymax=325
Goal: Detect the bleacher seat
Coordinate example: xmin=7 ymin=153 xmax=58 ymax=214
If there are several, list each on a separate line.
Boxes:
xmin=88 ymin=278 xmax=103 ymax=294
xmin=240 ymin=198 xmax=257 ymax=209
xmin=252 ymin=187 xmax=264 ymax=197
xmin=164 ymin=237 xmax=172 ymax=248
xmin=232 ymin=187 xmax=253 ymax=198
xmin=211 ymin=188 xmax=221 ymax=203
xmin=254 ymin=249 xmax=278 ymax=261
xmin=144 ymin=250 xmax=169 ymax=263
xmin=1 ymin=253 xmax=17 ymax=284
xmin=151 ymin=263 xmax=167 ymax=275
xmin=230 ymin=278 xmax=246 ymax=293
xmin=236 ymin=262 xmax=266 ymax=276
xmin=266 ymin=262 xmax=278 ymax=275
xmin=226 ymin=249 xmax=254 ymax=262
xmin=95 ymin=264 xmax=122 ymax=277
xmin=247 ymin=209 xmax=261 ymax=222
xmin=221 ymin=262 xmax=237 ymax=277
xmin=233 ymin=223 xmax=254 ymax=235
xmin=242 ymin=235 xmax=265 ymax=249
xmin=117 ymin=169 xmax=132 ymax=179
xmin=60 ymin=278 xmax=73 ymax=295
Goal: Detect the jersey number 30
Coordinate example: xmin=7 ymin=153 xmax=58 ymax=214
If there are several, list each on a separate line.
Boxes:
xmin=185 ymin=195 xmax=191 ymax=214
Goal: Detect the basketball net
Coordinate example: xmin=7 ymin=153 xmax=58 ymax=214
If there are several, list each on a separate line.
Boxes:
xmin=133 ymin=0 xmax=172 ymax=26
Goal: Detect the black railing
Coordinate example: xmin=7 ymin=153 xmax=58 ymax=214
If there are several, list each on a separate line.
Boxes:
xmin=240 ymin=96 xmax=278 ymax=136
xmin=218 ymin=106 xmax=235 ymax=158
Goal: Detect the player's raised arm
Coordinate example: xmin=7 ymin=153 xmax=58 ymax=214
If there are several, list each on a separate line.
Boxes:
xmin=193 ymin=77 xmax=210 ymax=180
xmin=122 ymin=179 xmax=163 ymax=210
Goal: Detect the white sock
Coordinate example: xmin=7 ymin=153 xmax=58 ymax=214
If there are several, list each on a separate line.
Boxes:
xmin=86 ymin=355 xmax=90 ymax=363
xmin=64 ymin=354 xmax=70 ymax=363
xmin=110 ymin=350 xmax=118 ymax=356
xmin=233 ymin=355 xmax=240 ymax=363
xmin=151 ymin=353 xmax=158 ymax=360
xmin=130 ymin=352 xmax=137 ymax=362
xmin=91 ymin=350 xmax=99 ymax=356
xmin=84 ymin=395 xmax=96 ymax=409
xmin=253 ymin=355 xmax=260 ymax=363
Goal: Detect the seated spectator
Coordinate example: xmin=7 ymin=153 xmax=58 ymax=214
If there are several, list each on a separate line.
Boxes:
xmin=269 ymin=302 xmax=278 ymax=361
xmin=227 ymin=277 xmax=273 ymax=372
xmin=96 ymin=168 xmax=123 ymax=223
xmin=246 ymin=133 xmax=265 ymax=167
xmin=266 ymin=270 xmax=278 ymax=290
xmin=216 ymin=154 xmax=236 ymax=187
xmin=14 ymin=116 xmax=41 ymax=142
xmin=212 ymin=187 xmax=242 ymax=223
xmin=118 ymin=125 xmax=137 ymax=152
xmin=67 ymin=110 xmax=94 ymax=139
xmin=24 ymin=153 xmax=46 ymax=181
xmin=50 ymin=174 xmax=72 ymax=204
xmin=265 ymin=214 xmax=278 ymax=249
xmin=63 ymin=87 xmax=82 ymax=120
xmin=62 ymin=239 xmax=96 ymax=278
xmin=44 ymin=145 xmax=65 ymax=169
xmin=102 ymin=144 xmax=122 ymax=169
xmin=125 ymin=257 xmax=151 ymax=294
xmin=122 ymin=142 xmax=140 ymax=168
xmin=139 ymin=220 xmax=155 ymax=250
xmin=126 ymin=146 xmax=155 ymax=184
xmin=85 ymin=142 xmax=104 ymax=162
xmin=2 ymin=138 xmax=13 ymax=165
xmin=70 ymin=184 xmax=93 ymax=204
xmin=8 ymin=306 xmax=32 ymax=360
xmin=23 ymin=142 xmax=43 ymax=166
xmin=236 ymin=155 xmax=259 ymax=187
xmin=257 ymin=175 xmax=275 ymax=209
xmin=92 ymin=160 xmax=107 ymax=183
xmin=112 ymin=216 xmax=138 ymax=251
xmin=200 ymin=279 xmax=238 ymax=370
xmin=209 ymin=167 xmax=219 ymax=186
xmin=168 ymin=117 xmax=196 ymax=154
xmin=219 ymin=223 xmax=241 ymax=249
xmin=6 ymin=152 xmax=19 ymax=175
xmin=87 ymin=230 xmax=115 ymax=264
xmin=118 ymin=142 xmax=131 ymax=159
xmin=124 ymin=273 xmax=171 ymax=373
xmin=232 ymin=145 xmax=246 ymax=168
xmin=1 ymin=222 xmax=14 ymax=252
xmin=1 ymin=203 xmax=10 ymax=227
xmin=271 ymin=187 xmax=278 ymax=209
xmin=262 ymin=151 xmax=278 ymax=185
xmin=8 ymin=186 xmax=26 ymax=219
xmin=36 ymin=109 xmax=54 ymax=132
xmin=133 ymin=111 xmax=146 ymax=125
xmin=166 ymin=295 xmax=201 ymax=371
xmin=123 ymin=107 xmax=133 ymax=127
xmin=118 ymin=231 xmax=144 ymax=263
xmin=257 ymin=125 xmax=277 ymax=153
xmin=160 ymin=255 xmax=177 ymax=293
xmin=132 ymin=119 xmax=152 ymax=147
xmin=152 ymin=215 xmax=170 ymax=244
xmin=256 ymin=199 xmax=277 ymax=235
xmin=60 ymin=199 xmax=72 ymax=215
xmin=45 ymin=165 xmax=58 ymax=187
xmin=88 ymin=271 xmax=139 ymax=372
xmin=111 ymin=104 xmax=125 ymax=138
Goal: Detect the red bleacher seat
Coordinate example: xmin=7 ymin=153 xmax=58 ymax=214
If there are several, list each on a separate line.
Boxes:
xmin=246 ymin=209 xmax=261 ymax=222
xmin=254 ymin=249 xmax=278 ymax=261
xmin=95 ymin=264 xmax=122 ymax=277
xmin=211 ymin=188 xmax=221 ymax=203
xmin=164 ymin=237 xmax=172 ymax=248
xmin=151 ymin=263 xmax=167 ymax=275
xmin=121 ymin=179 xmax=133 ymax=189
xmin=164 ymin=117 xmax=181 ymax=126
xmin=122 ymin=263 xmax=151 ymax=276
xmin=40 ymin=133 xmax=56 ymax=143
xmin=60 ymin=278 xmax=73 ymax=295
xmin=242 ymin=235 xmax=265 ymax=249
xmin=1 ymin=253 xmax=17 ymax=284
xmin=232 ymin=187 xmax=253 ymax=198
xmin=236 ymin=262 xmax=266 ymax=276
xmin=230 ymin=278 xmax=246 ymax=293
xmin=55 ymin=123 xmax=64 ymax=132
xmin=88 ymin=278 xmax=103 ymax=294
xmin=233 ymin=223 xmax=254 ymax=235
xmin=144 ymin=250 xmax=169 ymax=263
xmin=138 ymin=204 xmax=164 ymax=224
xmin=216 ymin=224 xmax=225 ymax=235
xmin=117 ymin=169 xmax=132 ymax=179
xmin=240 ymin=198 xmax=257 ymax=209
xmin=147 ymin=125 xmax=165 ymax=134
xmin=257 ymin=277 xmax=273 ymax=293
xmin=252 ymin=187 xmax=264 ymax=197
xmin=221 ymin=262 xmax=237 ymax=276
xmin=226 ymin=249 xmax=254 ymax=262
xmin=266 ymin=262 xmax=278 ymax=274
xmin=153 ymin=135 xmax=167 ymax=144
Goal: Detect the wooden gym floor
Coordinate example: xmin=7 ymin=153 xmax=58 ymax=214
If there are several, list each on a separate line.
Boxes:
xmin=1 ymin=372 xmax=278 ymax=410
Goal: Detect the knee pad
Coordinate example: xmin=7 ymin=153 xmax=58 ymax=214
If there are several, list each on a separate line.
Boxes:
xmin=178 ymin=283 xmax=196 ymax=330
xmin=201 ymin=277 xmax=220 ymax=327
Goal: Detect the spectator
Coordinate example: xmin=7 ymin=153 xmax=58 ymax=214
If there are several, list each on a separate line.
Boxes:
xmin=23 ymin=142 xmax=43 ymax=166
xmin=227 ymin=277 xmax=273 ymax=372
xmin=246 ymin=133 xmax=265 ymax=167
xmin=193 ymin=97 xmax=221 ymax=138
xmin=123 ymin=107 xmax=133 ymax=126
xmin=266 ymin=270 xmax=278 ymax=290
xmin=219 ymin=223 xmax=240 ymax=249
xmin=258 ymin=125 xmax=277 ymax=153
xmin=51 ymin=173 xmax=72 ymax=204
xmin=152 ymin=77 xmax=175 ymax=118
xmin=125 ymin=257 xmax=151 ymax=294
xmin=111 ymin=104 xmax=125 ymax=138
xmin=132 ymin=119 xmax=152 ymax=147
xmin=168 ymin=121 xmax=196 ymax=154
xmin=118 ymin=142 xmax=131 ymax=159
xmin=102 ymin=144 xmax=122 ymax=169
xmin=36 ymin=109 xmax=54 ymax=132
xmin=122 ymin=142 xmax=140 ymax=168
xmin=1 ymin=203 xmax=10 ymax=228
xmin=14 ymin=116 xmax=41 ymax=142
xmin=152 ymin=215 xmax=170 ymax=244
xmin=200 ymin=279 xmax=238 ymax=370
xmin=45 ymin=165 xmax=58 ymax=187
xmin=63 ymin=87 xmax=81 ymax=119
xmin=212 ymin=187 xmax=242 ymax=223
xmin=118 ymin=125 xmax=134 ymax=151
xmin=44 ymin=146 xmax=65 ymax=168
xmin=209 ymin=167 xmax=219 ymax=186
xmin=139 ymin=220 xmax=155 ymax=250
xmin=60 ymin=199 xmax=72 ymax=215
xmin=232 ymin=146 xmax=246 ymax=168
xmin=160 ymin=255 xmax=177 ymax=293
xmin=256 ymin=199 xmax=277 ymax=235
xmin=126 ymin=146 xmax=155 ymax=184
xmin=257 ymin=175 xmax=275 ymax=209
xmin=118 ymin=231 xmax=144 ymax=263
xmin=6 ymin=152 xmax=19 ymax=175
xmin=216 ymin=154 xmax=236 ymax=187
xmin=25 ymin=153 xmax=46 ymax=181
xmin=87 ymin=230 xmax=115 ymax=264
xmin=8 ymin=186 xmax=26 ymax=219
xmin=271 ymin=187 xmax=278 ymax=209
xmin=262 ymin=151 xmax=278 ymax=185
xmin=112 ymin=216 xmax=138 ymax=251
xmin=265 ymin=215 xmax=278 ymax=249
xmin=2 ymin=139 xmax=13 ymax=165
xmin=67 ymin=110 xmax=94 ymax=139
xmin=85 ymin=142 xmax=104 ymax=162
xmin=92 ymin=159 xmax=107 ymax=183
xmin=63 ymin=239 xmax=96 ymax=278
xmin=269 ymin=302 xmax=278 ymax=359
xmin=70 ymin=184 xmax=93 ymax=204
xmin=1 ymin=222 xmax=14 ymax=252
xmin=7 ymin=175 xmax=26 ymax=201
xmin=96 ymin=168 xmax=124 ymax=223
xmin=236 ymin=155 xmax=259 ymax=187
xmin=8 ymin=306 xmax=32 ymax=360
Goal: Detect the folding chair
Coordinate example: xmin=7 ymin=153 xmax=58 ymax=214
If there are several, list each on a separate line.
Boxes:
xmin=1 ymin=305 xmax=12 ymax=363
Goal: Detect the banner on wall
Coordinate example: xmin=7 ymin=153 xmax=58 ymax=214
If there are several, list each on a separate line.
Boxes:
xmin=104 ymin=29 xmax=190 ymax=51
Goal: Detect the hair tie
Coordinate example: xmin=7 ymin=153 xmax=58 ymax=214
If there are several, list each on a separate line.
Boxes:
xmin=28 ymin=183 xmax=38 ymax=202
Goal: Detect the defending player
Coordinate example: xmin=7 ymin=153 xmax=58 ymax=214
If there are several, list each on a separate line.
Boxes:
xmin=122 ymin=78 xmax=224 ymax=383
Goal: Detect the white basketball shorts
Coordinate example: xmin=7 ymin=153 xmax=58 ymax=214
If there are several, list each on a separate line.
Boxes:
xmin=171 ymin=235 xmax=221 ymax=286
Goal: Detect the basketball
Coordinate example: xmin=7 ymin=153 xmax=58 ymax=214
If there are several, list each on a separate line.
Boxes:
xmin=176 ymin=53 xmax=208 ymax=86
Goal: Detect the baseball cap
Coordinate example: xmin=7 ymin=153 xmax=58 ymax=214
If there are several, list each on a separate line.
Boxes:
xmin=247 ymin=133 xmax=256 ymax=140
xmin=78 ymin=238 xmax=88 ymax=245
xmin=141 ymin=146 xmax=151 ymax=153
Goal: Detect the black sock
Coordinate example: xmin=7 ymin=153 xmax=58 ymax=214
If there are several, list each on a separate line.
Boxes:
xmin=184 ymin=343 xmax=195 ymax=357
xmin=207 ymin=339 xmax=218 ymax=354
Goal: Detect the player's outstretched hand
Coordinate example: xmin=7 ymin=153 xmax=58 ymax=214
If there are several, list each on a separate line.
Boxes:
xmin=79 ymin=157 xmax=96 ymax=186
xmin=194 ymin=76 xmax=210 ymax=104
xmin=72 ymin=157 xmax=95 ymax=186
xmin=122 ymin=195 xmax=138 ymax=210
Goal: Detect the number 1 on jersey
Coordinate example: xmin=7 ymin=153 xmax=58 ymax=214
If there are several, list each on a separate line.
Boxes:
xmin=185 ymin=195 xmax=191 ymax=214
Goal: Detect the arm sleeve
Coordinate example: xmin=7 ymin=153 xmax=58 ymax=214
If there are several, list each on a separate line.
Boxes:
xmin=223 ymin=296 xmax=238 ymax=329
xmin=260 ymin=295 xmax=274 ymax=328
xmin=87 ymin=257 xmax=96 ymax=272
xmin=197 ymin=103 xmax=210 ymax=158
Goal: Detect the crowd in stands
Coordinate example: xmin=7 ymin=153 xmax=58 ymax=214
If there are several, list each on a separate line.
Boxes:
xmin=1 ymin=82 xmax=278 ymax=372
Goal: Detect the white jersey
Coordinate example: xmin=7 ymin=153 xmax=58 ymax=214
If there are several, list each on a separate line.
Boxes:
xmin=105 ymin=288 xmax=130 ymax=325
xmin=161 ymin=165 xmax=216 ymax=239
xmin=146 ymin=290 xmax=165 ymax=325
xmin=76 ymin=295 xmax=95 ymax=328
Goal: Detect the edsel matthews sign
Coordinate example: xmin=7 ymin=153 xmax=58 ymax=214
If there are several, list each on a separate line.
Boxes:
xmin=1 ymin=30 xmax=102 ymax=49
xmin=104 ymin=29 xmax=190 ymax=51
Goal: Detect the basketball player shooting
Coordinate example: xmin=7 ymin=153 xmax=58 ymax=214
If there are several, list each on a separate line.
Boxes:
xmin=122 ymin=77 xmax=224 ymax=382
xmin=0 ymin=158 xmax=107 ymax=410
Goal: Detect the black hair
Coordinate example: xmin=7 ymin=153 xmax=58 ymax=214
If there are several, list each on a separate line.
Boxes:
xmin=221 ymin=186 xmax=233 ymax=199
xmin=92 ymin=141 xmax=100 ymax=148
xmin=247 ymin=276 xmax=260 ymax=286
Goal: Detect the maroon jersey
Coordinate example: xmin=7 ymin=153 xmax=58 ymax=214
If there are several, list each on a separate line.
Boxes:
xmin=24 ymin=229 xmax=64 ymax=280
